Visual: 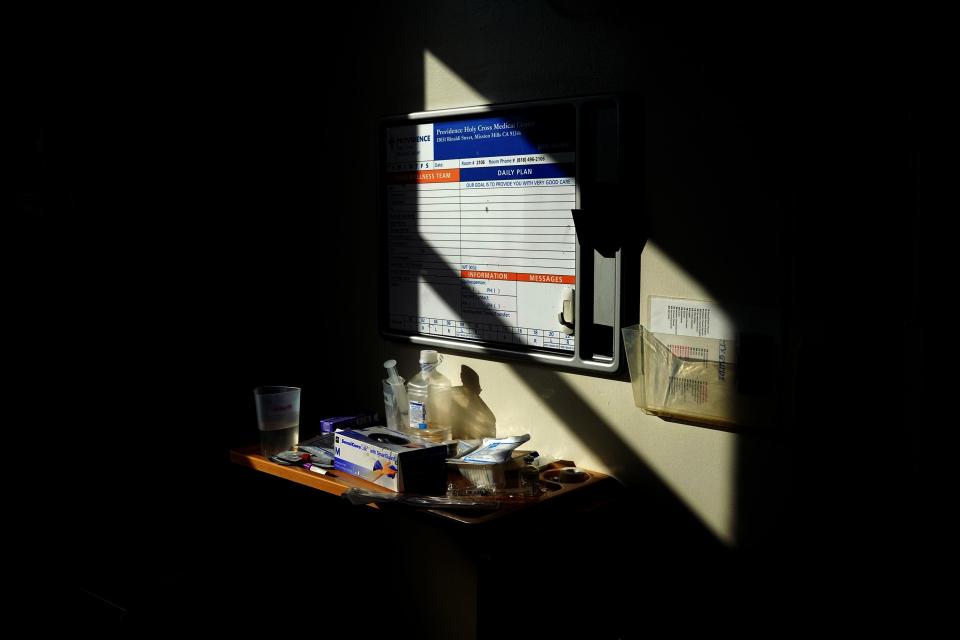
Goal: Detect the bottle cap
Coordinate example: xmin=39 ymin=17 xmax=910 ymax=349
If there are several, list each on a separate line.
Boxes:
xmin=383 ymin=359 xmax=401 ymax=383
xmin=419 ymin=349 xmax=439 ymax=364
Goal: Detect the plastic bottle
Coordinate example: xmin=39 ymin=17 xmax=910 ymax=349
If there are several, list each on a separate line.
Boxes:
xmin=406 ymin=349 xmax=452 ymax=440
xmin=448 ymin=365 xmax=496 ymax=441
xmin=382 ymin=359 xmax=408 ymax=431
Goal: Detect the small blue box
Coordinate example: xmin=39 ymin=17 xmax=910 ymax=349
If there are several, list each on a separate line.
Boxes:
xmin=320 ymin=411 xmax=378 ymax=433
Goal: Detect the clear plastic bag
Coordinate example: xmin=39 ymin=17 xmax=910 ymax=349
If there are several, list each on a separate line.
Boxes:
xmin=622 ymin=324 xmax=775 ymax=428
xmin=341 ymin=488 xmax=500 ymax=510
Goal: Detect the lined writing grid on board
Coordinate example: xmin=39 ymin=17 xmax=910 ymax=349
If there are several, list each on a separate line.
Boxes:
xmin=385 ymin=112 xmax=577 ymax=351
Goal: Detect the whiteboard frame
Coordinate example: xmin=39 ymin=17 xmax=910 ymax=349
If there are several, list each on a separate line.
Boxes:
xmin=379 ymin=96 xmax=628 ymax=375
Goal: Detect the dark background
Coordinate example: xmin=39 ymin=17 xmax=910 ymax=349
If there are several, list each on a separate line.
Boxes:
xmin=9 ymin=3 xmax=935 ymax=633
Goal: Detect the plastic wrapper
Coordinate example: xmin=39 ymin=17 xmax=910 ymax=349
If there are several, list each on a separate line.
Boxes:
xmin=341 ymin=487 xmax=499 ymax=510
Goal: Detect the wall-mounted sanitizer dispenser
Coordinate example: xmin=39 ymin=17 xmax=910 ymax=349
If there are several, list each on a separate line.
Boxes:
xmin=379 ymin=95 xmax=640 ymax=375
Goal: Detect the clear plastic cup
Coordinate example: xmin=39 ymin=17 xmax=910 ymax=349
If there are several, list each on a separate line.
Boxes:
xmin=253 ymin=386 xmax=301 ymax=457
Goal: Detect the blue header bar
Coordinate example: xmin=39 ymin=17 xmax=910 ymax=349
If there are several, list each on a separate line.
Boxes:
xmin=460 ymin=163 xmax=574 ymax=181
xmin=433 ymin=110 xmax=574 ymax=160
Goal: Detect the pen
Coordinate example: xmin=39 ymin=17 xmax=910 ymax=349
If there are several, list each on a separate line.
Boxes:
xmin=304 ymin=463 xmax=335 ymax=477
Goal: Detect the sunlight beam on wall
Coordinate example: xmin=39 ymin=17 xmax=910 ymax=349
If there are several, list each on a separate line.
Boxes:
xmin=424 ymin=49 xmax=487 ymax=110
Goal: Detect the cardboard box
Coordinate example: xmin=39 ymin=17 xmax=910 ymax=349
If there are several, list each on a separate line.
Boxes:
xmin=334 ymin=427 xmax=447 ymax=494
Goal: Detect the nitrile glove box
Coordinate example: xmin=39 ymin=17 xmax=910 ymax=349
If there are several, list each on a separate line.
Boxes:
xmin=333 ymin=427 xmax=448 ymax=494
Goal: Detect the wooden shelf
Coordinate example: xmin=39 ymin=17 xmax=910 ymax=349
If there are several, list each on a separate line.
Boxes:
xmin=229 ymin=445 xmax=393 ymax=500
xmin=229 ymin=444 xmax=614 ymax=525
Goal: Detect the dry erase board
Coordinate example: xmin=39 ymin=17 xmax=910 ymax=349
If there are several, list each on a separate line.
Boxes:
xmin=380 ymin=96 xmax=637 ymax=374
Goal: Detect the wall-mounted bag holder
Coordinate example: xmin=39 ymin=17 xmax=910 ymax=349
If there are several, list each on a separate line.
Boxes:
xmin=621 ymin=324 xmax=778 ymax=430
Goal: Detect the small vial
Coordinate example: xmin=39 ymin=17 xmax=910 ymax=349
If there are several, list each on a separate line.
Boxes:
xmin=521 ymin=452 xmax=540 ymax=496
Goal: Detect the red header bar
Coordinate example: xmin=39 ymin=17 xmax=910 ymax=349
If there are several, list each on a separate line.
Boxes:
xmin=461 ymin=270 xmax=516 ymax=281
xmin=517 ymin=273 xmax=576 ymax=284
xmin=460 ymin=270 xmax=576 ymax=284
xmin=387 ymin=168 xmax=460 ymax=184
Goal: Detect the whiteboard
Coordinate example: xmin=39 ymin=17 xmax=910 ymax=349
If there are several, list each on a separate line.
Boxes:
xmin=380 ymin=97 xmax=632 ymax=374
